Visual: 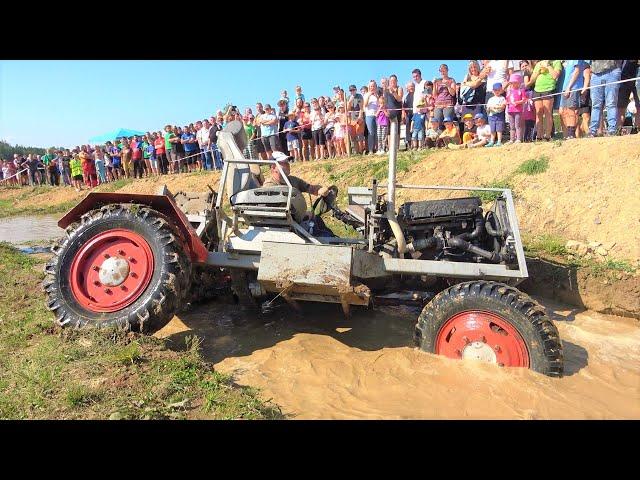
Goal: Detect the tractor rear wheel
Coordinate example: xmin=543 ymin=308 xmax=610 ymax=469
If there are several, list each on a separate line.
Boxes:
xmin=414 ymin=280 xmax=563 ymax=377
xmin=43 ymin=204 xmax=191 ymax=333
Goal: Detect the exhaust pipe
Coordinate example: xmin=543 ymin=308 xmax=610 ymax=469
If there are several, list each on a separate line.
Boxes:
xmin=386 ymin=117 xmax=408 ymax=255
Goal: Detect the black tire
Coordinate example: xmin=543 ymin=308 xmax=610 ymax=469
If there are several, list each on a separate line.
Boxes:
xmin=414 ymin=281 xmax=563 ymax=377
xmin=42 ymin=204 xmax=191 ymax=333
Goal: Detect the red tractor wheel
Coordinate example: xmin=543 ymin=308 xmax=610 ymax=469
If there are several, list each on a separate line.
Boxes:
xmin=43 ymin=205 xmax=191 ymax=333
xmin=414 ymin=281 xmax=563 ymax=377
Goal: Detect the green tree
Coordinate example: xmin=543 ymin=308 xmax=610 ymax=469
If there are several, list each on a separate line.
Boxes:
xmin=0 ymin=140 xmax=47 ymax=159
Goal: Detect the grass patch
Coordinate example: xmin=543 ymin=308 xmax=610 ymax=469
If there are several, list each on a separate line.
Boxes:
xmin=322 ymin=215 xmax=361 ymax=239
xmin=515 ymin=156 xmax=549 ymax=175
xmin=523 ymin=233 xmax=567 ymax=257
xmin=94 ymin=178 xmax=134 ymax=193
xmin=471 ymin=179 xmax=514 ymax=203
xmin=0 ymin=243 xmax=283 ymax=419
xmin=520 ymin=234 xmax=637 ymax=278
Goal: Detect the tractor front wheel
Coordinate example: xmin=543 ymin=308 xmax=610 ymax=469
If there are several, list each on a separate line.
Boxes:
xmin=414 ymin=281 xmax=563 ymax=377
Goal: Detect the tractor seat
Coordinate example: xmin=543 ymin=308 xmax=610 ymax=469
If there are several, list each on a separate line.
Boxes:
xmin=230 ymin=185 xmax=309 ymax=224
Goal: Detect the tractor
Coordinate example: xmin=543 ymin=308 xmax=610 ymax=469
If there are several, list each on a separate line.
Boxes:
xmin=43 ymin=119 xmax=563 ymax=377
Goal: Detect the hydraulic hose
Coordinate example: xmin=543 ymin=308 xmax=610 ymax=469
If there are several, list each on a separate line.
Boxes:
xmin=447 ymin=236 xmax=513 ymax=264
xmin=485 ymin=210 xmax=504 ymax=237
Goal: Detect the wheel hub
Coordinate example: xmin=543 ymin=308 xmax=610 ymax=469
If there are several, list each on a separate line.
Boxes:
xmin=98 ymin=257 xmax=130 ymax=287
xmin=435 ymin=310 xmax=530 ymax=368
xmin=462 ymin=341 xmax=497 ymax=363
xmin=69 ymin=229 xmax=154 ymax=313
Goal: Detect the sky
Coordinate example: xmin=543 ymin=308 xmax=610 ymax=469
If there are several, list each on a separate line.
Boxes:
xmin=0 ymin=60 xmax=471 ymax=149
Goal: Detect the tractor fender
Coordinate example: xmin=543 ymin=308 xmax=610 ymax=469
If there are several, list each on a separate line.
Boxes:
xmin=57 ymin=192 xmax=209 ymax=263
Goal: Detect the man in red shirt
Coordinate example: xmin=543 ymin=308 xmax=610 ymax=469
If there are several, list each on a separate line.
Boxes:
xmin=129 ymin=135 xmax=144 ymax=178
xmin=153 ymin=131 xmax=167 ymax=175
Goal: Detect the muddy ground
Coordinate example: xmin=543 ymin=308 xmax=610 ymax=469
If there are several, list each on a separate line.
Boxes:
xmin=156 ymin=297 xmax=640 ymax=420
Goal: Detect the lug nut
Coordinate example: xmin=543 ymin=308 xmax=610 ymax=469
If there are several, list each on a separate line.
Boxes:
xmin=103 ymin=253 xmax=110 ymax=259
xmin=93 ymin=280 xmax=100 ymax=286
xmin=92 ymin=266 xmax=100 ymax=271
xmin=130 ymin=272 xmax=137 ymax=278
xmin=494 ymin=345 xmax=501 ymax=353
xmin=128 ymin=257 xmax=136 ymax=263
xmin=455 ymin=349 xmax=462 ymax=357
xmin=104 ymin=288 xmax=112 ymax=294
xmin=462 ymin=336 xmax=470 ymax=344
xmin=117 ymin=249 xmax=125 ymax=255
xmin=120 ymin=285 xmax=127 ymax=291
xmin=480 ymin=336 xmax=487 ymax=343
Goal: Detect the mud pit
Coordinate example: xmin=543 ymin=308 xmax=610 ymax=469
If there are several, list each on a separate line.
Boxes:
xmin=156 ymin=298 xmax=640 ymax=419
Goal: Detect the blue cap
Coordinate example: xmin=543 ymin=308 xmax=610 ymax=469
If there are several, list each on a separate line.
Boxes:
xmin=474 ymin=113 xmax=486 ymax=120
xmin=443 ymin=116 xmax=453 ymax=123
xmin=492 ymin=82 xmax=503 ymax=90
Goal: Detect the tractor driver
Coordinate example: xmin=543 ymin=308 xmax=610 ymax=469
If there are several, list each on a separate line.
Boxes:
xmin=262 ymin=151 xmax=337 ymax=236
xmin=262 ymin=151 xmax=330 ymax=198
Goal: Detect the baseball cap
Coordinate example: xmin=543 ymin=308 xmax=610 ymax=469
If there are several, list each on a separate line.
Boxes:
xmin=349 ymin=84 xmax=357 ymax=90
xmin=474 ymin=113 xmax=486 ymax=120
xmin=333 ymin=85 xmax=341 ymax=91
xmin=430 ymin=117 xmax=440 ymax=123
xmin=443 ymin=116 xmax=453 ymax=123
xmin=492 ymin=82 xmax=503 ymax=90
xmin=272 ymin=151 xmax=292 ymax=163
xmin=463 ymin=113 xmax=474 ymax=120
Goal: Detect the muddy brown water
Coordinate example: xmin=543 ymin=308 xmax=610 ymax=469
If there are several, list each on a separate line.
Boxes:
xmin=156 ymin=298 xmax=640 ymax=419
xmin=0 ymin=215 xmax=62 ymax=244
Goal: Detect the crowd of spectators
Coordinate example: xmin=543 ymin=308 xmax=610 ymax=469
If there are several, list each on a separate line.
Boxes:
xmin=2 ymin=60 xmax=638 ymax=189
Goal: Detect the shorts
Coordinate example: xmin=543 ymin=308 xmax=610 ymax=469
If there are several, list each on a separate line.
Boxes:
xmin=324 ymin=127 xmax=334 ymax=141
xmin=287 ymin=139 xmax=300 ymax=151
xmin=254 ymin=138 xmax=265 ymax=153
xmin=301 ymin=129 xmax=312 ymax=140
xmin=312 ymin=129 xmax=326 ymax=145
xmin=532 ymin=90 xmax=554 ymax=100
xmin=73 ymin=174 xmax=83 ymax=181
xmin=559 ymin=90 xmax=579 ymax=109
xmin=111 ymin=157 xmax=121 ymax=167
xmin=185 ymin=151 xmax=197 ymax=164
xmin=618 ymin=80 xmax=638 ymax=109
xmin=412 ymin=128 xmax=425 ymax=141
xmin=578 ymin=90 xmax=591 ymax=115
xmin=489 ymin=112 xmax=505 ymax=133
xmin=432 ymin=106 xmax=455 ymax=122
xmin=262 ymin=135 xmax=279 ymax=152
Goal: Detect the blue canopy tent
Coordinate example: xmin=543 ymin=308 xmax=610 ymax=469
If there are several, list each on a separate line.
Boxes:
xmin=88 ymin=128 xmax=146 ymax=145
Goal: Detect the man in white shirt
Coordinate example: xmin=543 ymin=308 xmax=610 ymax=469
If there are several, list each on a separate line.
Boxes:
xmin=197 ymin=119 xmax=213 ymax=170
xmin=480 ymin=60 xmax=514 ymax=103
xmin=412 ymin=68 xmax=427 ymax=112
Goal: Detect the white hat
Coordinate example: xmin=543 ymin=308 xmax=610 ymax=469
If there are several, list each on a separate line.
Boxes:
xmin=271 ymin=151 xmax=292 ymax=163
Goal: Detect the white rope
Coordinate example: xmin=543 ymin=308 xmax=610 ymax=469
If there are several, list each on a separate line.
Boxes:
xmin=0 ymin=168 xmax=28 ymax=184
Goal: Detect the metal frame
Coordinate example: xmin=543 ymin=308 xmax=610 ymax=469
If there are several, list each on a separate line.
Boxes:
xmin=392 ymin=184 xmax=528 ymax=281
xmin=211 ymin=122 xmax=528 ymax=287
